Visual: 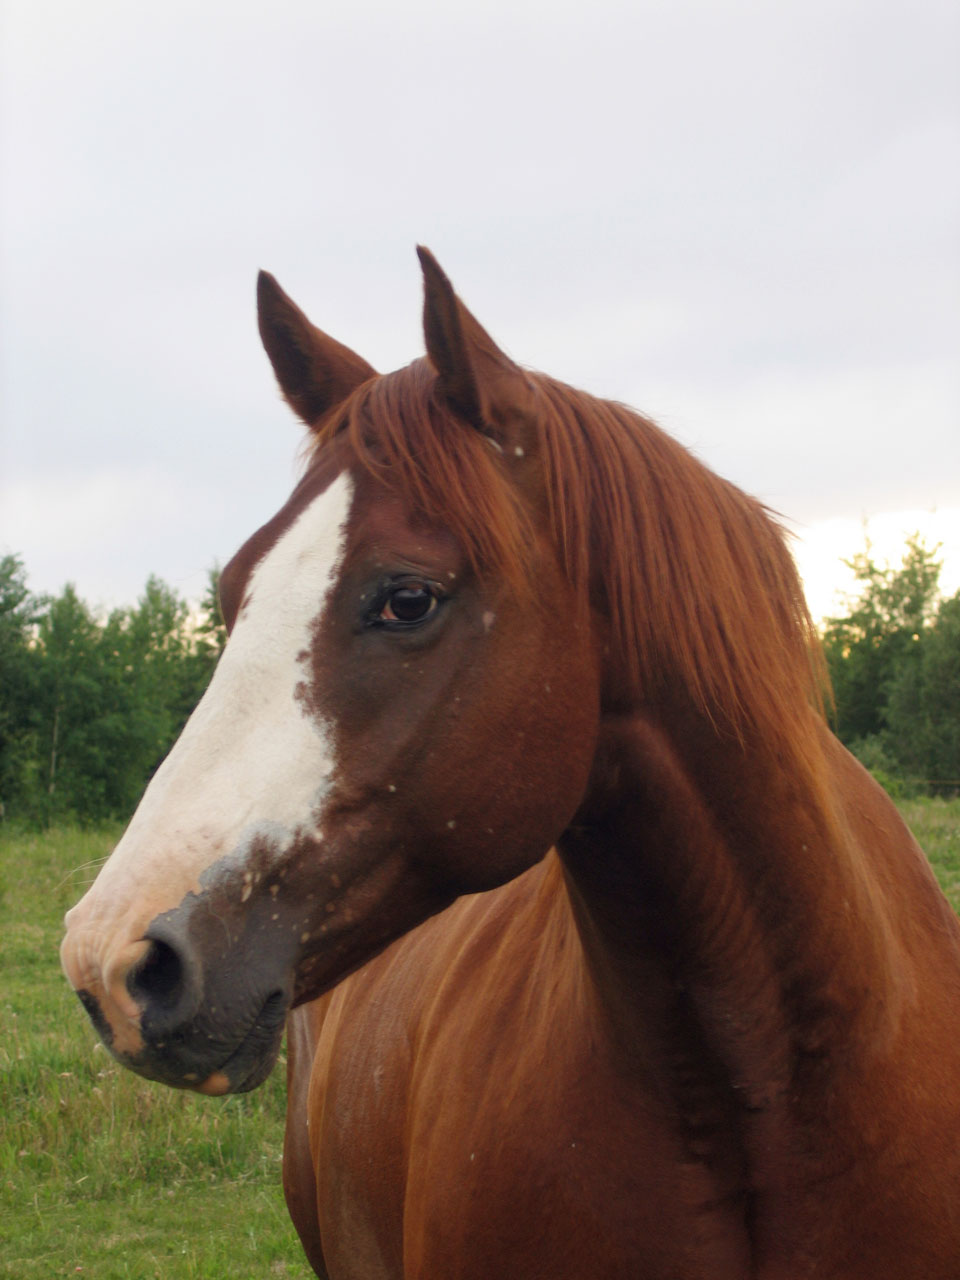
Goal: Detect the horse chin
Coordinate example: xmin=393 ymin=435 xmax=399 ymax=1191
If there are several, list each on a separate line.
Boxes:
xmin=190 ymin=997 xmax=289 ymax=1095
xmin=193 ymin=1030 xmax=285 ymax=1096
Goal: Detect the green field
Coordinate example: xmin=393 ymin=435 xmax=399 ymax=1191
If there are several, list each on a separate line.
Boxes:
xmin=3 ymin=802 xmax=960 ymax=1276
xmin=0 ymin=826 xmax=312 ymax=1279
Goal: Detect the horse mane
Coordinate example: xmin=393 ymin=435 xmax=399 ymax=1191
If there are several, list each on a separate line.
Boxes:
xmin=311 ymin=358 xmax=825 ymax=754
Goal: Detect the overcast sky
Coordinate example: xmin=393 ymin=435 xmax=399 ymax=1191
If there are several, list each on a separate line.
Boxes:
xmin=2 ymin=0 xmax=958 ymax=623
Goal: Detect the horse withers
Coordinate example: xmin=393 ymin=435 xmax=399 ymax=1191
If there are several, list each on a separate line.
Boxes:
xmin=61 ymin=250 xmax=960 ymax=1278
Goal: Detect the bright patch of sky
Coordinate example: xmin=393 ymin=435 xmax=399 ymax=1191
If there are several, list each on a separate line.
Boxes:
xmin=791 ymin=508 xmax=960 ymax=625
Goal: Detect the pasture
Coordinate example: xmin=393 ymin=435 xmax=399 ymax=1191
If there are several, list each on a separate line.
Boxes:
xmin=0 ymin=825 xmax=311 ymax=1278
xmin=4 ymin=802 xmax=960 ymax=1276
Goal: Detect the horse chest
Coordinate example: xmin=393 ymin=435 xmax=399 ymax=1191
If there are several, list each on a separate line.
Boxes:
xmin=291 ymin=906 xmax=753 ymax=1280
xmin=310 ymin=1054 xmax=750 ymax=1279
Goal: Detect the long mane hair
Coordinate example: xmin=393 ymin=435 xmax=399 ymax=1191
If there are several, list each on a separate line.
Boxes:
xmin=312 ymin=358 xmax=825 ymax=760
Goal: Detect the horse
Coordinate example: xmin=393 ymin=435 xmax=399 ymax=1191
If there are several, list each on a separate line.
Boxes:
xmin=62 ymin=249 xmax=960 ymax=1279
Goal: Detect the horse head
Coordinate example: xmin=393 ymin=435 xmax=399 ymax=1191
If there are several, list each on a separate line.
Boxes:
xmin=60 ymin=251 xmax=603 ymax=1093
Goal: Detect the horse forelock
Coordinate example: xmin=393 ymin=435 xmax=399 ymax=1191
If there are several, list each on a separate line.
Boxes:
xmin=309 ymin=358 xmax=535 ymax=595
xmin=306 ymin=358 xmax=826 ymax=759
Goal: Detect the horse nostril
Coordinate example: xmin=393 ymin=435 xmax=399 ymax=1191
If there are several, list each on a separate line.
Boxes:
xmin=129 ymin=938 xmax=185 ymax=1012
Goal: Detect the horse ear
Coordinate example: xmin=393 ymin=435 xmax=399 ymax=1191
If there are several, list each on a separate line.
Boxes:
xmin=257 ymin=271 xmax=376 ymax=427
xmin=417 ymin=247 xmax=530 ymax=442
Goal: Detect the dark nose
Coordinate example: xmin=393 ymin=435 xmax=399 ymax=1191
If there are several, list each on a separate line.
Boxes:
xmin=128 ymin=927 xmax=204 ymax=1038
xmin=64 ymin=900 xmax=292 ymax=1093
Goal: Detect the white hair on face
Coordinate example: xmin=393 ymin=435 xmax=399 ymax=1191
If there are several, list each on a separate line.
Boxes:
xmin=64 ymin=472 xmax=356 ymax=947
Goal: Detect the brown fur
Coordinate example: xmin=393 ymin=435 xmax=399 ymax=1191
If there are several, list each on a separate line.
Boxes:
xmin=316 ymin=356 xmax=824 ymax=759
xmin=61 ymin=253 xmax=960 ymax=1280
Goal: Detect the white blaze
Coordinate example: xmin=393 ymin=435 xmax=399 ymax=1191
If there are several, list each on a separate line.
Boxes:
xmin=64 ymin=471 xmax=355 ymax=946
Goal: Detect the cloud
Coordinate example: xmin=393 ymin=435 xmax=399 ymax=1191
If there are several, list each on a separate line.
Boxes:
xmin=1 ymin=0 xmax=957 ymax=606
xmin=0 ymin=466 xmax=233 ymax=608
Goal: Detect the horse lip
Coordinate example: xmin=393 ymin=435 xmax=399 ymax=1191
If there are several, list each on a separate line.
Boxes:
xmin=103 ymin=985 xmax=291 ymax=1093
xmin=190 ymin=987 xmax=290 ymax=1095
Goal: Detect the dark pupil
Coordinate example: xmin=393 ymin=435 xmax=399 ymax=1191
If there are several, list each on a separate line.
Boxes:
xmin=389 ymin=587 xmax=432 ymax=622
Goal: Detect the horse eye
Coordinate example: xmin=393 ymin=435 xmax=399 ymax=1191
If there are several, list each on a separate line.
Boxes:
xmin=379 ymin=585 xmax=438 ymax=625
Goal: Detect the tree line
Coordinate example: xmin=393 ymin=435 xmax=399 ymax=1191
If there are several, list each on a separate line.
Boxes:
xmin=0 ymin=535 xmax=957 ymax=827
xmin=0 ymin=555 xmax=225 ymax=826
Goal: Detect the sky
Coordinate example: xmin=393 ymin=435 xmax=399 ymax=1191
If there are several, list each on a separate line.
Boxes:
xmin=1 ymin=0 xmax=958 ymax=625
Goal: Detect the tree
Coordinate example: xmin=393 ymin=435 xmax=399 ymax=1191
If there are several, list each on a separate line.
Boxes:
xmin=885 ymin=590 xmax=960 ymax=792
xmin=822 ymin=533 xmax=942 ymax=746
xmin=0 ymin=558 xmax=227 ymax=825
xmin=34 ymin=584 xmax=113 ymax=822
xmin=0 ymin=555 xmax=43 ymax=816
xmin=99 ymin=575 xmax=211 ymax=815
xmin=195 ymin=565 xmax=228 ymax=661
xmin=182 ymin=565 xmax=227 ymax=715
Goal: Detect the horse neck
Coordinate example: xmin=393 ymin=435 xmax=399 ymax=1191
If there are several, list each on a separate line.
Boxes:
xmin=557 ymin=699 xmax=919 ymax=1117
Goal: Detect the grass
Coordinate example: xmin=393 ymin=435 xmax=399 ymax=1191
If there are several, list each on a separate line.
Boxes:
xmin=899 ymin=795 xmax=960 ymax=912
xmin=3 ymin=800 xmax=960 ymax=1276
xmin=0 ymin=825 xmax=312 ymax=1279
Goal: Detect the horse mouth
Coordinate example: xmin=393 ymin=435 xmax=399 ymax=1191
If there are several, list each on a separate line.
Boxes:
xmin=191 ymin=988 xmax=290 ymax=1095
xmin=94 ymin=986 xmax=292 ymax=1095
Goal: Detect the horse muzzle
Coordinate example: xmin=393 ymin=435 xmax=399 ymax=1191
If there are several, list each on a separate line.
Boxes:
xmin=61 ymin=900 xmax=294 ymax=1094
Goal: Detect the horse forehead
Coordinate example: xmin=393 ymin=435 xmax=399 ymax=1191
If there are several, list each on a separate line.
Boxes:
xmin=220 ymin=455 xmax=355 ymax=624
xmin=239 ymin=479 xmax=352 ymax=633
xmin=341 ymin=469 xmax=466 ymax=567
